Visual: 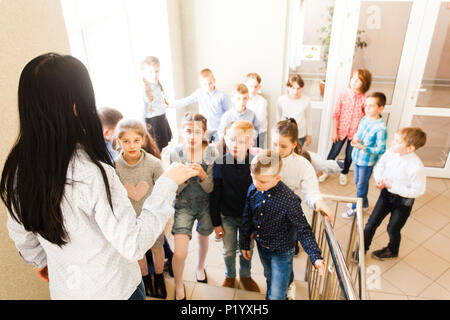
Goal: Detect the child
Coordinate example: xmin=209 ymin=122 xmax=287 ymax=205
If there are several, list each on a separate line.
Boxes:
xmin=141 ymin=56 xmax=172 ymax=151
xmin=240 ymin=150 xmax=326 ymax=300
xmin=321 ymin=69 xmax=372 ymax=185
xmin=363 ymin=127 xmax=426 ymax=260
xmin=97 ymin=106 xmax=123 ymax=161
xmin=245 ymin=73 xmax=268 ymax=148
xmin=342 ymin=92 xmax=387 ymax=219
xmin=277 ymin=74 xmax=312 ymax=147
xmin=272 ymin=118 xmax=334 ymax=223
xmin=161 ymin=112 xmax=216 ymax=300
xmin=271 ymin=118 xmax=333 ymax=299
xmin=169 ymin=68 xmax=229 ymax=142
xmin=210 ymin=121 xmax=260 ymax=292
xmin=217 ymin=83 xmax=260 ymax=139
xmin=114 ymin=119 xmax=168 ymax=299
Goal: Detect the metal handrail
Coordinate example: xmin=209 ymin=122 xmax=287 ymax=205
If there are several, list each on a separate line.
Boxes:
xmin=322 ymin=215 xmax=357 ymax=300
xmin=306 ymin=194 xmax=367 ymax=300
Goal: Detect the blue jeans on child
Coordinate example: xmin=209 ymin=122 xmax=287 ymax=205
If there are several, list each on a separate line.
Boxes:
xmin=352 ymin=164 xmax=374 ymax=210
xmin=257 ymin=244 xmax=295 ymax=300
xmin=221 ymin=215 xmax=253 ymax=279
xmin=128 ymin=280 xmax=146 ymax=300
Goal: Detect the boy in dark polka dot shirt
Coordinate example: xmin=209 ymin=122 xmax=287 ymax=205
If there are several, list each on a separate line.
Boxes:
xmin=240 ymin=150 xmax=326 ymax=300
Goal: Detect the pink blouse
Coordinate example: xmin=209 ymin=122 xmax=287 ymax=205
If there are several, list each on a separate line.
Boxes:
xmin=333 ymin=88 xmax=367 ymax=141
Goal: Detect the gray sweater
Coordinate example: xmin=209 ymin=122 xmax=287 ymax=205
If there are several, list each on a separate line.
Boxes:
xmin=115 ymin=151 xmax=164 ymax=216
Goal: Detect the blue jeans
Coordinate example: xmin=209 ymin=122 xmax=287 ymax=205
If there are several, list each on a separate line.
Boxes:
xmin=221 ymin=215 xmax=253 ymax=278
xmin=257 ymin=132 xmax=266 ymax=149
xmin=257 ymin=245 xmax=295 ymax=300
xmin=298 ymin=136 xmax=306 ymax=147
xmin=128 ymin=280 xmax=146 ymax=300
xmin=352 ymin=164 xmax=374 ymax=210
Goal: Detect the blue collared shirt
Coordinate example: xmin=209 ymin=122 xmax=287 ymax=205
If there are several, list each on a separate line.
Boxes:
xmin=240 ymin=182 xmax=322 ymax=264
xmin=143 ymin=82 xmax=166 ymax=119
xmin=170 ymin=88 xmax=229 ymax=131
xmin=351 ymin=116 xmax=387 ymax=166
xmin=218 ymin=108 xmax=260 ymax=138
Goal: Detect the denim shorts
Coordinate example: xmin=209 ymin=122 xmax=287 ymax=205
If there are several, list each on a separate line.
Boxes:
xmin=172 ymin=198 xmax=214 ymax=239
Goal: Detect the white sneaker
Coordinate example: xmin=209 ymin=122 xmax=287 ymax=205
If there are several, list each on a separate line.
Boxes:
xmin=286 ymin=282 xmax=296 ymax=300
xmin=346 ymin=203 xmax=369 ymax=212
xmin=318 ymin=173 xmax=329 ymax=183
xmin=339 ymin=173 xmax=348 ymax=186
xmin=341 ymin=208 xmax=356 ymax=219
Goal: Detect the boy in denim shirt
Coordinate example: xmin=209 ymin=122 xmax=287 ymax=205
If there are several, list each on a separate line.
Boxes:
xmin=240 ymin=150 xmax=326 ymax=300
xmin=342 ymin=92 xmax=387 ymax=219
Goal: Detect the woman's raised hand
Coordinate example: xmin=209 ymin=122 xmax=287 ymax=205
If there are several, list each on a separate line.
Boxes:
xmin=163 ymin=162 xmax=199 ymax=185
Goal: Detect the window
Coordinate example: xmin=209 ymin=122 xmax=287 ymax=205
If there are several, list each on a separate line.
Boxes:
xmin=61 ymin=0 xmax=175 ymax=121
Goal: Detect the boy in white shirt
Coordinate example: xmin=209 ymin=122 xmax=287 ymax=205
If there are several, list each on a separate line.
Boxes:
xmin=363 ymin=127 xmax=427 ymax=260
xmin=245 ymin=73 xmax=268 ymax=148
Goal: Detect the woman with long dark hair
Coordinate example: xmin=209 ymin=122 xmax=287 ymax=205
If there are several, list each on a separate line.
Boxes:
xmin=0 ymin=53 xmax=197 ymax=300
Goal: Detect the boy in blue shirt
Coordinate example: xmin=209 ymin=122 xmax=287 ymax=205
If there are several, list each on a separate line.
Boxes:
xmin=240 ymin=150 xmax=326 ymax=300
xmin=342 ymin=92 xmax=387 ymax=219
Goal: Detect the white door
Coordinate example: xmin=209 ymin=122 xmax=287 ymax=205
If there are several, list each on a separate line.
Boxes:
xmin=397 ymin=0 xmax=450 ymax=178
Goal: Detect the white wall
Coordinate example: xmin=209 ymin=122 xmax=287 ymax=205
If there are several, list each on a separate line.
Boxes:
xmin=0 ymin=0 xmax=71 ymax=299
xmin=176 ymin=0 xmax=289 ymax=143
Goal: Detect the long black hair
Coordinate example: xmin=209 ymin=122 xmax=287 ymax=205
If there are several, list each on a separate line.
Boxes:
xmin=0 ymin=53 xmax=114 ymax=246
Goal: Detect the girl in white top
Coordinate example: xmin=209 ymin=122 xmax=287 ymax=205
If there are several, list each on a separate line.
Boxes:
xmin=2 ymin=53 xmax=198 ymax=300
xmin=271 ymin=119 xmax=334 ymax=223
xmin=277 ymin=74 xmax=313 ymax=147
xmin=245 ymin=73 xmax=268 ymax=148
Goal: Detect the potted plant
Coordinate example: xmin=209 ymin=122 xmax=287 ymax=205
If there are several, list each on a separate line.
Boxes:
xmin=318 ymin=6 xmax=368 ymax=96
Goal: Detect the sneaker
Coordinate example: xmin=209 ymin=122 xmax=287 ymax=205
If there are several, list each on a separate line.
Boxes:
xmin=341 ymin=208 xmax=356 ymax=219
xmin=240 ymin=276 xmax=261 ymax=292
xmin=371 ymin=247 xmax=398 ymax=261
xmin=318 ymin=173 xmax=329 ymax=183
xmin=350 ymin=249 xmax=367 ymax=263
xmin=222 ymin=277 xmax=236 ymax=288
xmin=346 ymin=203 xmax=369 ymax=213
xmin=286 ymin=282 xmax=296 ymax=300
xmin=339 ymin=173 xmax=348 ymax=185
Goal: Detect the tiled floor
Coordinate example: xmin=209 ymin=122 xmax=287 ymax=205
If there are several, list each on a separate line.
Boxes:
xmin=150 ymin=173 xmax=450 ymax=300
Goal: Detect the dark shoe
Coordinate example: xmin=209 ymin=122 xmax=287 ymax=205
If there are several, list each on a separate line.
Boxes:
xmin=174 ymin=284 xmax=186 ymax=300
xmin=196 ymin=269 xmax=208 ymax=283
xmin=240 ymin=276 xmax=261 ymax=292
xmin=222 ymin=277 xmax=236 ymax=288
xmin=154 ymin=273 xmax=167 ymax=299
xmin=143 ymin=274 xmax=155 ymax=297
xmin=371 ymin=247 xmax=398 ymax=261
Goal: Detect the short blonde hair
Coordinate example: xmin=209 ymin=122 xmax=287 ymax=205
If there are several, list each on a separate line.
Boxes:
xmin=229 ymin=120 xmax=255 ymax=140
xmin=199 ymin=68 xmax=214 ymax=78
xmin=250 ymin=150 xmax=282 ymax=176
xmin=234 ymin=83 xmax=249 ymax=95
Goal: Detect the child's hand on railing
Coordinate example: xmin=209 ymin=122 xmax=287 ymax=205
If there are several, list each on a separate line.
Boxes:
xmin=314 ymin=259 xmax=327 ymax=277
xmin=315 ymin=200 xmax=334 ymax=223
